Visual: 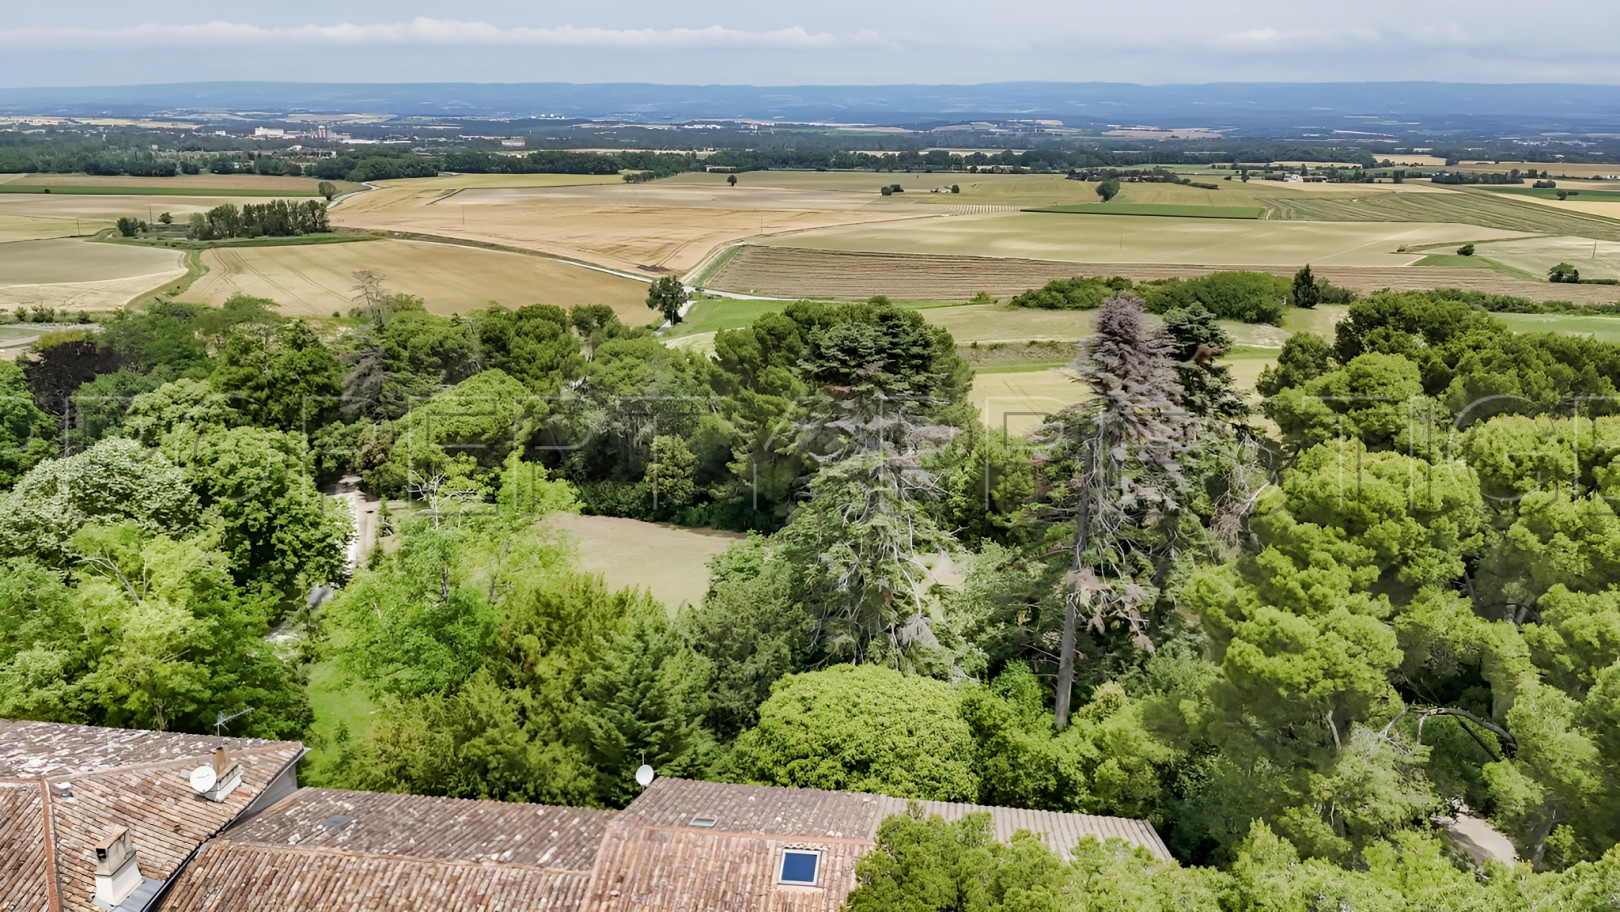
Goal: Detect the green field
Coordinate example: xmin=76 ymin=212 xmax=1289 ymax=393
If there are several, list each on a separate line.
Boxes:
xmin=0 ymin=183 xmax=325 ymax=197
xmin=1495 ymin=311 xmax=1620 ymax=343
xmin=1026 ymin=203 xmax=1265 ymax=219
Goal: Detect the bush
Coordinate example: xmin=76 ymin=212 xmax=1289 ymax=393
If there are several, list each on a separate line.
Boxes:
xmin=1008 ymin=276 xmax=1133 ymax=310
xmin=1457 ymin=243 xmax=1476 ymax=256
xmin=1142 ymin=271 xmax=1289 ymax=324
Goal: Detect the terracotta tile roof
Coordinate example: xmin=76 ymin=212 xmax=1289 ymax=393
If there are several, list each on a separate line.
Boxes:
xmin=157 ymin=790 xmax=613 ymax=912
xmin=159 ymin=842 xmax=594 ymax=912
xmin=221 ymin=788 xmax=614 ymax=870
xmin=0 ymin=721 xmax=281 ymax=780
xmin=582 ymin=778 xmax=1172 ymax=912
xmin=901 ymin=800 xmax=1173 ymax=861
xmin=611 ymin=778 xmax=891 ymax=839
xmin=0 ymin=783 xmax=52 ymax=912
xmin=0 ymin=719 xmax=305 ymax=912
xmin=586 ymin=827 xmax=863 ymax=912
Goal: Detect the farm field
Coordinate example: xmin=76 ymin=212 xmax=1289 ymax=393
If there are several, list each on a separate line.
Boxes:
xmin=1495 ymin=312 xmax=1620 ymax=343
xmin=0 ymin=192 xmax=318 ymax=242
xmin=1452 ymin=161 xmax=1620 ymax=178
xmin=750 ymin=211 xmax=1521 ymax=268
xmin=549 ymin=512 xmax=742 ymax=610
xmin=0 ymin=172 xmax=350 ymax=194
xmin=364 ymin=173 xmax=626 ymax=191
xmin=0 ymin=239 xmax=185 ymax=311
xmin=1260 ymin=187 xmax=1620 ymax=239
xmin=1029 ymin=203 xmax=1265 ymax=219
xmin=186 ymin=238 xmax=650 ymax=319
xmin=1469 ymin=236 xmax=1620 ymax=282
xmin=332 ymin=177 xmax=946 ymax=275
xmin=706 ymin=245 xmax=1620 ymax=304
xmin=1476 ymin=187 xmax=1620 ymax=203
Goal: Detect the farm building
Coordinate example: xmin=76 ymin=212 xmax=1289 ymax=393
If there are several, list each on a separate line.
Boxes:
xmin=0 ymin=719 xmax=1169 ymax=912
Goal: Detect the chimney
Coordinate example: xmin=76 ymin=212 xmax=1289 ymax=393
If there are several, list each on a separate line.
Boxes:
xmin=92 ymin=828 xmax=141 ymax=909
xmin=201 ymin=747 xmax=242 ymax=803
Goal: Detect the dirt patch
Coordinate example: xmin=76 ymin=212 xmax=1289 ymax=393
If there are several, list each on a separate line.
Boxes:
xmin=709 ymin=245 xmax=1620 ymax=305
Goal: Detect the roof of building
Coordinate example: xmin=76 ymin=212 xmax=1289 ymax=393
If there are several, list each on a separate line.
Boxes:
xmin=161 ymin=842 xmax=596 ymax=912
xmin=583 ymin=778 xmax=1171 ymax=912
xmin=0 ymin=720 xmax=305 ymax=912
xmin=0 ymin=720 xmax=283 ymax=780
xmin=221 ymin=788 xmax=614 ymax=870
xmin=612 ymin=778 xmax=1170 ymax=859
xmin=157 ymin=789 xmax=615 ymax=912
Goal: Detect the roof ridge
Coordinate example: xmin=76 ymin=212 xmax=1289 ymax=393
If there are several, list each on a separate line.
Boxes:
xmin=37 ymin=779 xmax=62 ymax=912
xmin=26 ymin=740 xmax=305 ymax=781
xmin=206 ymin=837 xmax=599 ymax=874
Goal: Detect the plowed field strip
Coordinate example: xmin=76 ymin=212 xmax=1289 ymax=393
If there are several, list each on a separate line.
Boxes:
xmin=709 ymin=245 xmax=1620 ymax=304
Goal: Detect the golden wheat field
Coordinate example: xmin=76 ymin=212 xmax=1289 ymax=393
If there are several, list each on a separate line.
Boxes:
xmin=186 ymin=238 xmax=652 ymax=319
xmin=332 ymin=177 xmax=972 ymax=274
xmin=0 ymin=239 xmax=185 ymax=310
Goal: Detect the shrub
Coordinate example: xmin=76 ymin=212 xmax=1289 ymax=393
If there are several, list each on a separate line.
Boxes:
xmin=1457 ymin=243 xmax=1476 ymax=256
xmin=1008 ymin=276 xmax=1133 ymax=310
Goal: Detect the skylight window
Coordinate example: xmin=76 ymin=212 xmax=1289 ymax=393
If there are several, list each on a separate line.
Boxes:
xmin=779 ymin=849 xmax=821 ymax=885
xmin=689 ymin=816 xmax=718 ymax=828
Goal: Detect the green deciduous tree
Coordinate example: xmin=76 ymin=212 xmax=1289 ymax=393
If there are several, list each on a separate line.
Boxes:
xmin=645 ymin=275 xmax=688 ymax=325
xmin=729 ymin=664 xmax=978 ymax=801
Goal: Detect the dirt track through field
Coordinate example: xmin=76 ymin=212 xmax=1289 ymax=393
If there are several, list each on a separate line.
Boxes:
xmin=708 ymin=245 xmax=1620 ymax=304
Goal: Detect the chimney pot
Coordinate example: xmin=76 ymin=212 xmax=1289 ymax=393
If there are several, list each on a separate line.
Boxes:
xmin=92 ymin=828 xmax=142 ymax=909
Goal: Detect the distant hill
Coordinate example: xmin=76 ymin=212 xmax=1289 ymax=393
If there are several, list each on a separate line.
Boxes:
xmin=5 ymin=81 xmax=1620 ymax=134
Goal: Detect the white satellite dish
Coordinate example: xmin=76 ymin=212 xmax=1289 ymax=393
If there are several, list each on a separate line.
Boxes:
xmin=635 ymin=764 xmax=656 ymax=788
xmin=189 ymin=765 xmax=218 ymax=794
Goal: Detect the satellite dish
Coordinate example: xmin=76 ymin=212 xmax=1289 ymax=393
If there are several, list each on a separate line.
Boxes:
xmin=635 ymin=764 xmax=656 ymax=788
xmin=189 ymin=765 xmax=218 ymax=794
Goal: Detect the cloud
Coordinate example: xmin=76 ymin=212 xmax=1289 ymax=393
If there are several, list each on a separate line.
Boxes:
xmin=0 ymin=18 xmax=887 ymax=50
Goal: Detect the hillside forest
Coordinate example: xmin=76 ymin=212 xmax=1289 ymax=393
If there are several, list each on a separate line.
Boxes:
xmin=2 ymin=278 xmax=1620 ymax=909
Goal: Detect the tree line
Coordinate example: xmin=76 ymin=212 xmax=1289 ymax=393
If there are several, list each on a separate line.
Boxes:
xmin=4 ymin=279 xmax=1620 ymax=907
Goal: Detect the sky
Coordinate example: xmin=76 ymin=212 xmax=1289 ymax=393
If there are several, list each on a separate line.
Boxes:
xmin=2 ymin=1 xmax=1618 ymax=88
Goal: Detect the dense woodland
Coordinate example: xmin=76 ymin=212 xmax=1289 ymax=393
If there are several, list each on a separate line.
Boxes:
xmin=4 ymin=275 xmax=1620 ymax=907
xmin=6 ymin=127 xmax=1620 ymax=185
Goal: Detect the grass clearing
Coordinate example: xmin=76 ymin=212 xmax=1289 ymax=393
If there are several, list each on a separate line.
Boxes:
xmin=1496 ymin=312 xmax=1620 ymax=343
xmin=302 ymin=658 xmax=376 ymax=783
xmin=186 ymin=238 xmax=651 ymax=319
xmin=1027 ymin=203 xmax=1265 ymax=219
xmin=549 ymin=512 xmax=742 ymax=611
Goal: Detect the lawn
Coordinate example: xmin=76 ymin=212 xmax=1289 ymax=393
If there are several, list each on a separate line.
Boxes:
xmin=1026 ymin=203 xmax=1265 ymax=219
xmin=301 ymin=657 xmax=376 ymax=784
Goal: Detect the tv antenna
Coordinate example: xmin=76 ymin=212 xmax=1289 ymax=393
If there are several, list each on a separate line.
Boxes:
xmin=215 ymin=708 xmax=252 ymax=740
